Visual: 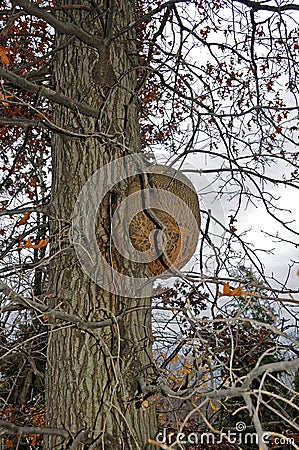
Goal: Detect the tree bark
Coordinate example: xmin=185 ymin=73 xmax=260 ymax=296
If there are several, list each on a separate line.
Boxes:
xmin=45 ymin=1 xmax=157 ymax=449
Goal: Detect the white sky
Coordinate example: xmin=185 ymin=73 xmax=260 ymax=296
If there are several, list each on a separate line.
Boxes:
xmin=155 ymin=150 xmax=299 ymax=301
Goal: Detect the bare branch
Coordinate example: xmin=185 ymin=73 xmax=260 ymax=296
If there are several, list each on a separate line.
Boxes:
xmin=109 ymin=0 xmax=185 ymax=42
xmin=0 ymin=281 xmax=151 ymax=331
xmin=234 ymin=0 xmax=299 ymax=13
xmin=242 ymin=358 xmax=299 ymax=390
xmin=0 ymin=67 xmax=100 ymax=118
xmin=12 ymin=0 xmax=104 ymax=51
xmin=0 ymin=206 xmax=46 ymax=217
xmin=0 ymin=419 xmax=69 ymax=439
xmin=137 ymin=358 xmax=299 ymax=400
xmin=0 ymin=117 xmax=43 ymax=128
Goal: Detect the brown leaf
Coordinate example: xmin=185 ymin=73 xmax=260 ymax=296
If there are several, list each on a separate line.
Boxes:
xmin=0 ymin=46 xmax=9 ymax=66
xmin=18 ymin=237 xmax=49 ymax=250
xmin=0 ymin=92 xmax=13 ymax=107
xmin=218 ymin=282 xmax=250 ymax=297
xmin=4 ymin=439 xmax=14 ymax=449
xmin=17 ymin=212 xmax=31 ymax=226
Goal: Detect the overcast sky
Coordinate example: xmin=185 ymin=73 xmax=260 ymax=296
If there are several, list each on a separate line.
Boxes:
xmin=155 ymin=150 xmax=299 ymax=303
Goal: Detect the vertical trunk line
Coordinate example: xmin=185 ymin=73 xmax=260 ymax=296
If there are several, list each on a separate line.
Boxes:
xmin=45 ymin=1 xmax=157 ymax=449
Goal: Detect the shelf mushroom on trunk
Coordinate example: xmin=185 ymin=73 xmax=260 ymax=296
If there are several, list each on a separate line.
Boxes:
xmin=127 ymin=164 xmax=201 ymax=277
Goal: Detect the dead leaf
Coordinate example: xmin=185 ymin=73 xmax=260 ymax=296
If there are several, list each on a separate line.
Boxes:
xmin=209 ymin=400 xmax=220 ymax=412
xmin=18 ymin=237 xmax=49 ymax=250
xmin=0 ymin=46 xmax=9 ymax=66
xmin=218 ymin=282 xmax=250 ymax=297
xmin=17 ymin=212 xmax=31 ymax=226
xmin=0 ymin=92 xmax=13 ymax=107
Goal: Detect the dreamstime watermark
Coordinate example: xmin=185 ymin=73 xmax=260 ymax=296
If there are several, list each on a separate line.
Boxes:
xmin=156 ymin=422 xmax=295 ymax=447
xmin=71 ymin=154 xmax=224 ymax=298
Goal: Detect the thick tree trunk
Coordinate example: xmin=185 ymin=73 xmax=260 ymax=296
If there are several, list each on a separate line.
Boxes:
xmin=45 ymin=1 xmax=157 ymax=449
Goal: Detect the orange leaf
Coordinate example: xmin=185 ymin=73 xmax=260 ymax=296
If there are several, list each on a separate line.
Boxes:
xmin=238 ymin=288 xmax=250 ymax=297
xmin=18 ymin=237 xmax=49 ymax=250
xmin=17 ymin=212 xmax=31 ymax=226
xmin=29 ymin=434 xmax=40 ymax=446
xmin=230 ymin=287 xmax=243 ymax=296
xmin=4 ymin=439 xmax=14 ymax=449
xmin=223 ymin=282 xmax=231 ymax=295
xmin=0 ymin=46 xmax=9 ymax=66
xmin=209 ymin=400 xmax=220 ymax=412
xmin=0 ymin=92 xmax=13 ymax=107
xmin=32 ymin=237 xmax=49 ymax=249
xmin=183 ymin=364 xmax=192 ymax=375
xmin=18 ymin=238 xmax=33 ymax=249
xmin=218 ymin=282 xmax=250 ymax=297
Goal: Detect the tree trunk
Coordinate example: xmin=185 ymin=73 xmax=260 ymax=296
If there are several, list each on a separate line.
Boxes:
xmin=45 ymin=1 xmax=157 ymax=449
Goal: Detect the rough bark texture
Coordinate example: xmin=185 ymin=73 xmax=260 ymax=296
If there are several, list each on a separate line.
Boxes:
xmin=45 ymin=1 xmax=157 ymax=449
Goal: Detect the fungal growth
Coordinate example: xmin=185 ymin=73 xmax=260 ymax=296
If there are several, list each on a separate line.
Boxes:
xmin=127 ymin=165 xmax=201 ymax=276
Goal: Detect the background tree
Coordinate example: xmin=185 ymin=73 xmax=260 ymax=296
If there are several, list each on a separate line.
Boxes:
xmin=0 ymin=1 xmax=299 ymax=449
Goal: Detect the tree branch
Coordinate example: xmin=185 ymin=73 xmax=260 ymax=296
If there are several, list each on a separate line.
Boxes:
xmin=0 ymin=117 xmax=42 ymax=128
xmin=12 ymin=0 xmax=104 ymax=50
xmin=0 ymin=68 xmax=100 ymax=118
xmin=0 ymin=281 xmax=115 ymax=329
xmin=242 ymin=358 xmax=299 ymax=390
xmin=0 ymin=419 xmax=69 ymax=439
xmin=0 ymin=281 xmax=150 ymax=331
xmin=234 ymin=0 xmax=299 ymax=12
xmin=137 ymin=358 xmax=299 ymax=400
xmin=0 ymin=207 xmax=45 ymax=217
xmin=109 ymin=0 xmax=184 ymax=43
